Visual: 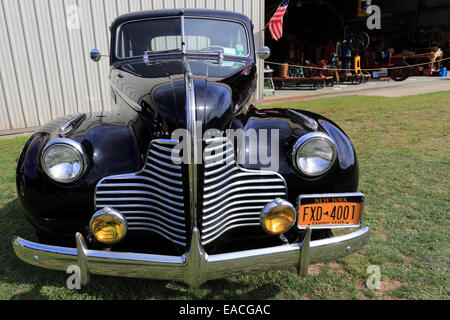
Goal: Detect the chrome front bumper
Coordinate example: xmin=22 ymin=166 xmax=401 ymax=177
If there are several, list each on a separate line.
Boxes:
xmin=13 ymin=227 xmax=369 ymax=287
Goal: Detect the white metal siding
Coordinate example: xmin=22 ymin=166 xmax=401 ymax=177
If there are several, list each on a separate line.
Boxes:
xmin=0 ymin=0 xmax=265 ymax=131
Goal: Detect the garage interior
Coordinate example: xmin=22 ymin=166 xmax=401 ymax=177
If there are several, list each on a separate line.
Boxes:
xmin=263 ymin=0 xmax=450 ymax=93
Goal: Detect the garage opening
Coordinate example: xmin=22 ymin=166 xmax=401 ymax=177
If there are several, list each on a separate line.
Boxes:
xmin=263 ymin=0 xmax=449 ymax=95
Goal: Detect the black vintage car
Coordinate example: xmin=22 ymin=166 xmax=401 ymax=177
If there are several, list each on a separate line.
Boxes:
xmin=13 ymin=9 xmax=369 ymax=287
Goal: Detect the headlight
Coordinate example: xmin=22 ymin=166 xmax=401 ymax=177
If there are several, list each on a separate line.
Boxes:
xmin=292 ymin=132 xmax=337 ymax=177
xmin=90 ymin=207 xmax=127 ymax=244
xmin=41 ymin=138 xmax=88 ymax=183
xmin=260 ymin=198 xmax=296 ymax=235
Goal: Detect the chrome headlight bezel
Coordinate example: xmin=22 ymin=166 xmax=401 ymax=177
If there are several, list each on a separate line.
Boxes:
xmin=292 ymin=132 xmax=337 ymax=177
xmin=40 ymin=138 xmax=89 ymax=183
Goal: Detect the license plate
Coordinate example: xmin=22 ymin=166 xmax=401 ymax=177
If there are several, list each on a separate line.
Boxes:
xmin=297 ymin=193 xmax=365 ymax=229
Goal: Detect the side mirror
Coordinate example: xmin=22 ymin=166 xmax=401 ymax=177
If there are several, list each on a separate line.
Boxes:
xmin=257 ymin=46 xmax=271 ymax=60
xmin=90 ymin=48 xmax=103 ymax=62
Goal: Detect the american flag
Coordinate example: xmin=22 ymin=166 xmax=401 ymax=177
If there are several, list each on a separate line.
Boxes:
xmin=268 ymin=0 xmax=289 ymax=41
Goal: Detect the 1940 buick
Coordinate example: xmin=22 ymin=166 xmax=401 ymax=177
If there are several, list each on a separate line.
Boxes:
xmin=13 ymin=9 xmax=369 ymax=287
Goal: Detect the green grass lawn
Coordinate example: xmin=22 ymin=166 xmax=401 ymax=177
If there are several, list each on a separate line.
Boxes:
xmin=0 ymin=91 xmax=449 ymax=300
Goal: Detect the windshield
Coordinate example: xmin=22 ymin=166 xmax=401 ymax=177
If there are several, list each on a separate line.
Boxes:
xmin=117 ymin=17 xmax=249 ymax=58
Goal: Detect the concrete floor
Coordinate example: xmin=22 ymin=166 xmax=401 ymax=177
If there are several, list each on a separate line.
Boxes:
xmin=0 ymin=127 xmax=38 ymax=140
xmin=262 ymin=75 xmax=450 ymax=104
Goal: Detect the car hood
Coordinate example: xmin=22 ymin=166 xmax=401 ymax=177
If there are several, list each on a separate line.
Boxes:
xmin=111 ymin=58 xmax=256 ymax=133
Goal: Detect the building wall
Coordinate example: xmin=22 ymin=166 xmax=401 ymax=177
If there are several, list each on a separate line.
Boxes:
xmin=0 ymin=0 xmax=265 ymax=131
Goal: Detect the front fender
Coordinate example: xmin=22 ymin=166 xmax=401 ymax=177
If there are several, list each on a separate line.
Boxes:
xmin=16 ymin=112 xmax=151 ymax=237
xmin=231 ymin=106 xmax=359 ymax=205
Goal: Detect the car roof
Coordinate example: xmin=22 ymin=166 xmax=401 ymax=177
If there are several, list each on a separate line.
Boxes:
xmin=111 ymin=9 xmax=252 ymax=29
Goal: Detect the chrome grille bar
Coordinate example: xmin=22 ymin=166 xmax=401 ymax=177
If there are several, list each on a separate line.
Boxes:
xmin=95 ymin=140 xmax=187 ymax=246
xmin=201 ymin=137 xmax=287 ymax=246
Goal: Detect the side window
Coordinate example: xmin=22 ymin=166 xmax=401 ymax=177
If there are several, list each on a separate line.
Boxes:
xmin=151 ymin=36 xmax=182 ymax=51
xmin=151 ymin=35 xmax=211 ymax=51
xmin=120 ymin=31 xmax=134 ymax=58
xmin=186 ymin=36 xmax=211 ymax=51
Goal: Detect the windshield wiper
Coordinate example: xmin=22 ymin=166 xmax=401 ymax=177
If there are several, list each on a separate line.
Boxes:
xmin=143 ymin=49 xmax=224 ymax=65
xmin=152 ymin=48 xmax=181 ymax=54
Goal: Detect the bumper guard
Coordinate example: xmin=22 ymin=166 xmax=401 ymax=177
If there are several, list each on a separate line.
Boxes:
xmin=13 ymin=227 xmax=369 ymax=287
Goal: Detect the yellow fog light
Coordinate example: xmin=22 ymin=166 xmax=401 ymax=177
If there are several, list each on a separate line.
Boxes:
xmin=89 ymin=207 xmax=127 ymax=244
xmin=260 ymin=198 xmax=296 ymax=235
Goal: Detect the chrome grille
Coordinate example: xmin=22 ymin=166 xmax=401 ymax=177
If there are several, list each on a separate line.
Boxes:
xmin=201 ymin=137 xmax=287 ymax=246
xmin=95 ymin=139 xmax=187 ymax=246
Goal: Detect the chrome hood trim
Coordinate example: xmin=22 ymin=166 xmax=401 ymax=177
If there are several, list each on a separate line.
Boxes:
xmin=185 ymin=63 xmax=199 ymax=231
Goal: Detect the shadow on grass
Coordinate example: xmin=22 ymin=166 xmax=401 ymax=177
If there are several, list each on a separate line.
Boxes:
xmin=0 ymin=198 xmax=281 ymax=300
xmin=9 ymin=286 xmax=49 ymax=300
